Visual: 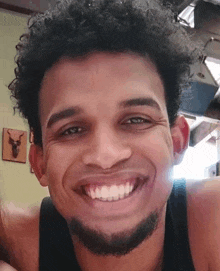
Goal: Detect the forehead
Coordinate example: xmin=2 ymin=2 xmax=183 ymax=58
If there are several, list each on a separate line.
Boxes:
xmin=39 ymin=52 xmax=166 ymax=125
xmin=42 ymin=52 xmax=162 ymax=87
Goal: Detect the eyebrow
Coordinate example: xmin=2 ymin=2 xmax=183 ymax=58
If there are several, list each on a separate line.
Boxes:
xmin=46 ymin=107 xmax=82 ymax=129
xmin=46 ymin=97 xmax=161 ymax=129
xmin=120 ymin=97 xmax=161 ymax=111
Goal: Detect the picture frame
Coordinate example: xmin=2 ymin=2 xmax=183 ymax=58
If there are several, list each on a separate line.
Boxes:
xmin=2 ymin=128 xmax=27 ymax=163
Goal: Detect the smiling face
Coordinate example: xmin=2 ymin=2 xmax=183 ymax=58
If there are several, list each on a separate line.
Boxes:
xmin=31 ymin=52 xmax=188 ymax=255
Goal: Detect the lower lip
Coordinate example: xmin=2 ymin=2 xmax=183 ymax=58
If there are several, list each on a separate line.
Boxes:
xmin=79 ymin=177 xmax=154 ymax=217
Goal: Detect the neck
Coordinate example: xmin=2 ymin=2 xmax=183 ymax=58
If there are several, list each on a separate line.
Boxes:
xmin=72 ymin=205 xmax=166 ymax=271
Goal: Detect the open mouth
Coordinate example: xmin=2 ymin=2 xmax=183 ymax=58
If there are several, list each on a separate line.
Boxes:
xmin=77 ymin=177 xmax=147 ymax=202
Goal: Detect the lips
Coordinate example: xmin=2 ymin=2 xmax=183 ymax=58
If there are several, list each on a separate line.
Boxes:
xmin=75 ymin=176 xmax=147 ymax=202
xmin=70 ymin=172 xmax=154 ymax=218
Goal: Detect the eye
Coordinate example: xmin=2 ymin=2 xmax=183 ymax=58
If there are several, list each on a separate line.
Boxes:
xmin=125 ymin=117 xmax=149 ymax=124
xmin=60 ymin=126 xmax=85 ymax=137
xmin=121 ymin=116 xmax=153 ymax=130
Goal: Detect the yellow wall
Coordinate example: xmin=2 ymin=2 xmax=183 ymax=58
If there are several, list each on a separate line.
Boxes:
xmin=0 ymin=9 xmax=49 ymax=207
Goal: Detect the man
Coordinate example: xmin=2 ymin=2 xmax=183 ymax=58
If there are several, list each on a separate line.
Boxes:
xmin=1 ymin=0 xmax=220 ymax=270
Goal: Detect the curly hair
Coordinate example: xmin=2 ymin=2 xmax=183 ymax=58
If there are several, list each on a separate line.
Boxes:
xmin=9 ymin=0 xmax=199 ymax=147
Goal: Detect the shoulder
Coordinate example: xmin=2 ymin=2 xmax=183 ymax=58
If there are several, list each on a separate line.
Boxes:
xmin=186 ymin=177 xmax=220 ymax=223
xmin=1 ymin=201 xmax=41 ymax=271
xmin=186 ymin=178 xmax=220 ymax=270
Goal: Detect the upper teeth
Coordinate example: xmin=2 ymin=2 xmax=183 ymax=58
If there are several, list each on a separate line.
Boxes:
xmin=85 ymin=182 xmax=134 ymax=202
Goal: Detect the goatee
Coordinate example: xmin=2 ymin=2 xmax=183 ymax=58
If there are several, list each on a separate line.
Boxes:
xmin=68 ymin=211 xmax=159 ymax=256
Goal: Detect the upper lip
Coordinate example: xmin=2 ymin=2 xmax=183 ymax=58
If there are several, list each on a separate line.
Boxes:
xmin=73 ymin=170 xmax=150 ymax=190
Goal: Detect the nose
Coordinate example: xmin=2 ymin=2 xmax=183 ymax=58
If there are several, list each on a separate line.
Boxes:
xmin=82 ymin=127 xmax=132 ymax=169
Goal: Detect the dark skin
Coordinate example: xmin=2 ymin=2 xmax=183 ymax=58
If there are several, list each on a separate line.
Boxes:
xmin=1 ymin=53 xmax=220 ymax=271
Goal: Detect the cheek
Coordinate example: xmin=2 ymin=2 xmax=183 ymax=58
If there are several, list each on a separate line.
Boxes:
xmin=134 ymin=128 xmax=174 ymax=191
xmin=43 ymin=143 xmax=85 ymax=216
xmin=44 ymin=143 xmax=82 ymax=187
xmin=135 ymin=130 xmax=174 ymax=203
xmin=135 ymin=129 xmax=174 ymax=166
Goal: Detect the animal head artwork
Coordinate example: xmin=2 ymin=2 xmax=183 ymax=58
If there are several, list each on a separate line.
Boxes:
xmin=7 ymin=129 xmax=24 ymax=158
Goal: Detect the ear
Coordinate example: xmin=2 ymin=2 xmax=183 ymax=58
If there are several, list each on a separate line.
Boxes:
xmin=29 ymin=144 xmax=48 ymax=187
xmin=171 ymin=115 xmax=190 ymax=165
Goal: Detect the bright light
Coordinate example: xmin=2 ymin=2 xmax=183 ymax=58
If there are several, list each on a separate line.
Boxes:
xmin=172 ymin=143 xmax=217 ymax=180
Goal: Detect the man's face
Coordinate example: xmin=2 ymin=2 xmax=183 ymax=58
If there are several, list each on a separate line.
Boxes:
xmin=38 ymin=52 xmax=176 ymax=254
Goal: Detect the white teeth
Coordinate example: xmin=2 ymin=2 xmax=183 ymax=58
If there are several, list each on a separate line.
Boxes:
xmin=100 ymin=186 xmax=109 ymax=198
xmin=109 ymin=185 xmax=118 ymax=198
xmin=113 ymin=195 xmax=119 ymax=201
xmin=96 ymin=187 xmax=102 ymax=199
xmin=85 ymin=181 xmax=136 ymax=202
xmin=118 ymin=185 xmax=124 ymax=199
xmin=125 ymin=182 xmax=130 ymax=195
xmin=90 ymin=189 xmax=96 ymax=199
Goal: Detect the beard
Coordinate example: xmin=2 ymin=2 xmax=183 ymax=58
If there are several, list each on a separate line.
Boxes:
xmin=68 ymin=211 xmax=159 ymax=256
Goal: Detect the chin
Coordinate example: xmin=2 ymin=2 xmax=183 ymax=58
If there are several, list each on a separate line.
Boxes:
xmin=68 ymin=210 xmax=159 ymax=256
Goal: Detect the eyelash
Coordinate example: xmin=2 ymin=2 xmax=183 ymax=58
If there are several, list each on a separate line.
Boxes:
xmin=122 ymin=117 xmax=151 ymax=125
xmin=59 ymin=116 xmax=153 ymax=137
xmin=121 ymin=116 xmax=153 ymax=130
xmin=60 ymin=126 xmax=85 ymax=136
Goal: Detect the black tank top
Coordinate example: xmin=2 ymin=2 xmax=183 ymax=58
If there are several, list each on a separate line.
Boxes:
xmin=39 ymin=179 xmax=195 ymax=270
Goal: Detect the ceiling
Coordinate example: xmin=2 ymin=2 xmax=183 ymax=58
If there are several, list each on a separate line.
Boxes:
xmin=177 ymin=0 xmax=220 ymax=147
xmin=179 ymin=0 xmax=220 ymax=85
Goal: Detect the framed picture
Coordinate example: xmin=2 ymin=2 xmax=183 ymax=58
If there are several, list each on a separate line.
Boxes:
xmin=2 ymin=128 xmax=27 ymax=163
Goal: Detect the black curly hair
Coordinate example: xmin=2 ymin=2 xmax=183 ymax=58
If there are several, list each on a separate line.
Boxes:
xmin=9 ymin=0 xmax=199 ymax=147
